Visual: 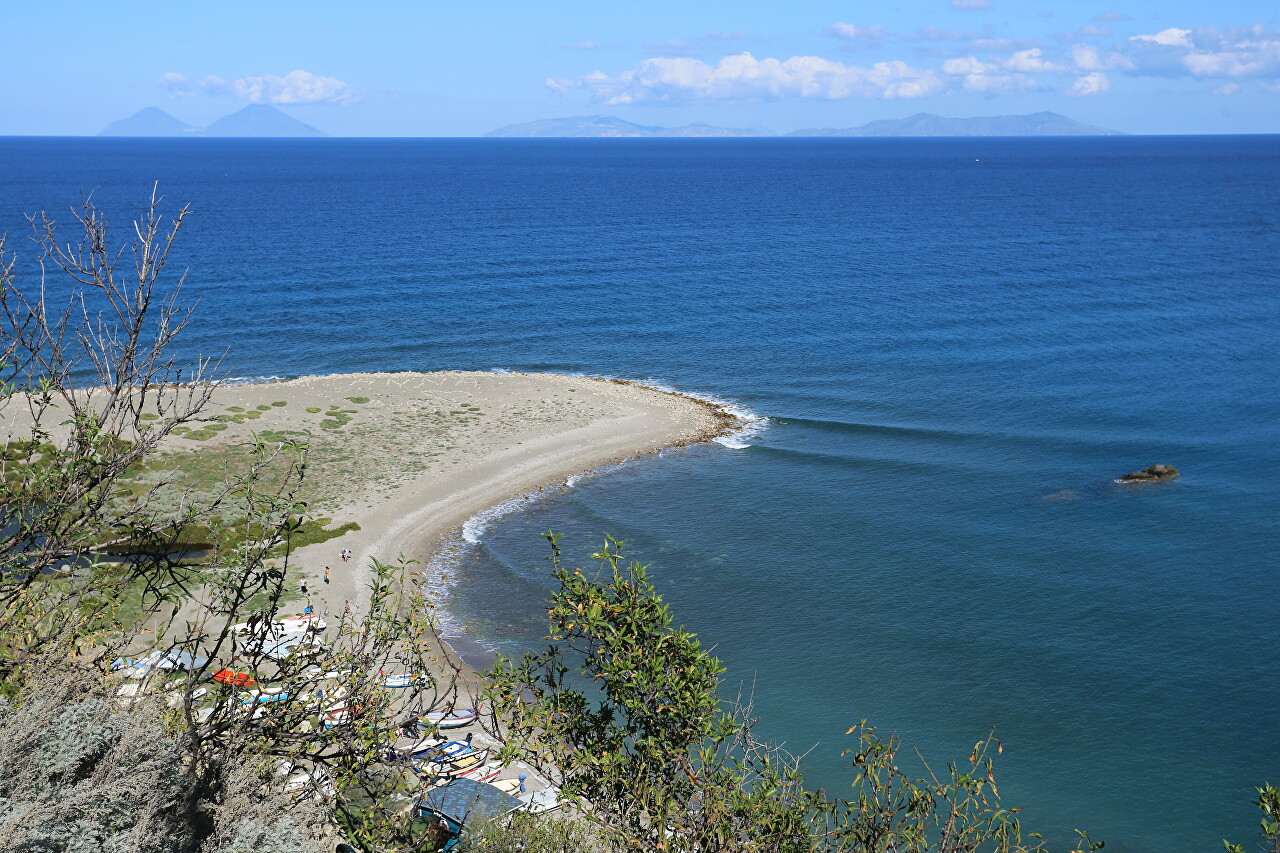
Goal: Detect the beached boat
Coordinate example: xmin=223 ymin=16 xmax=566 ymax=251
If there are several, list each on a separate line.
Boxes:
xmin=452 ymin=761 xmax=500 ymax=783
xmin=393 ymin=735 xmax=445 ymax=758
xmin=417 ymin=779 xmax=522 ymax=852
xmin=240 ymin=687 xmax=290 ymax=705
xmin=419 ymin=708 xmax=479 ymax=730
xmin=381 ymin=673 xmax=424 ymax=689
xmin=212 ymin=669 xmax=256 ymax=687
xmin=423 ymin=749 xmax=492 ymax=782
xmin=278 ymin=613 xmax=326 ymax=633
xmin=420 ymin=740 xmax=479 ymax=764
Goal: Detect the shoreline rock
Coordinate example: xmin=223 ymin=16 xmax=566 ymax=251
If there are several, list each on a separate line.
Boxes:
xmin=1117 ymin=464 xmax=1180 ymax=484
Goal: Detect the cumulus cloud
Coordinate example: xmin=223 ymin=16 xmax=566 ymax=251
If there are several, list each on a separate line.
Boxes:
xmin=1132 ymin=28 xmax=1194 ymax=47
xmin=1125 ymin=24 xmax=1280 ymax=80
xmin=1067 ymin=72 xmax=1111 ymax=95
xmin=1094 ymin=12 xmax=1130 ymax=21
xmin=950 ymin=0 xmax=992 ymax=9
xmin=233 ymin=70 xmax=361 ymax=104
xmin=546 ymin=20 xmax=1280 ymax=103
xmin=157 ymin=73 xmax=232 ymax=98
xmin=158 ymin=69 xmax=361 ymax=104
xmin=550 ymin=53 xmax=947 ymax=104
xmin=1214 ymin=82 xmax=1241 ymax=94
xmin=1003 ymin=48 xmax=1064 ymax=72
xmin=940 ymin=56 xmax=1036 ymax=93
xmin=825 ymin=22 xmax=886 ymax=48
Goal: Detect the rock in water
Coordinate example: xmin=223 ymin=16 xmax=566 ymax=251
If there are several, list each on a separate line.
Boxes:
xmin=1117 ymin=465 xmax=1180 ymax=483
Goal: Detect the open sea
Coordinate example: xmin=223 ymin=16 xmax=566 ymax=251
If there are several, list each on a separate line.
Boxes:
xmin=2 ymin=135 xmax=1277 ymax=851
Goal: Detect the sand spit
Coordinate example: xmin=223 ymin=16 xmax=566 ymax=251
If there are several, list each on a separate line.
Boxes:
xmin=152 ymin=371 xmax=735 ymax=620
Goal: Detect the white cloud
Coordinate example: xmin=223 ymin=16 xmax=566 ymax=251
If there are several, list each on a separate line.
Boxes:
xmin=1094 ymin=12 xmax=1130 ymax=21
xmin=232 ymin=70 xmax=361 ymax=105
xmin=1079 ymin=24 xmax=1112 ymax=37
xmin=158 ymin=69 xmax=360 ymax=104
xmin=565 ymin=41 xmax=599 ymax=50
xmin=1124 ymin=25 xmax=1280 ymax=80
xmin=825 ymin=22 xmax=886 ymax=47
xmin=950 ymin=0 xmax=991 ymax=9
xmin=158 ymin=73 xmax=194 ymax=97
xmin=1002 ymin=48 xmax=1063 ymax=72
xmin=1067 ymin=72 xmax=1111 ymax=95
xmin=1214 ymin=82 xmax=1241 ymax=94
xmin=1071 ymin=44 xmax=1136 ymax=72
xmin=553 ymin=53 xmax=947 ymax=104
xmin=941 ymin=56 xmax=1035 ymax=93
xmin=1132 ymin=28 xmax=1193 ymax=48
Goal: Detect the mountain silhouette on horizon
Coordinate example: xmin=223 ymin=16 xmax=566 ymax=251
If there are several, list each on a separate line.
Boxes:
xmin=99 ymin=107 xmax=201 ymax=137
xmin=97 ymin=104 xmax=327 ymax=138
xmin=484 ymin=115 xmax=765 ymax=138
xmin=787 ymin=111 xmax=1122 ymax=137
xmin=485 ymin=111 xmax=1120 ymax=138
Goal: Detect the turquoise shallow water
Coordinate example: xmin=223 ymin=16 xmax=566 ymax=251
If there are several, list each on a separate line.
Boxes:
xmin=2 ymin=135 xmax=1278 ymax=850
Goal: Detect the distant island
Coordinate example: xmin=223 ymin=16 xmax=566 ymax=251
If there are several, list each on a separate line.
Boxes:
xmin=485 ymin=115 xmax=766 ymax=138
xmin=486 ymin=111 xmax=1121 ymax=138
xmin=99 ymin=105 xmax=326 ymax=138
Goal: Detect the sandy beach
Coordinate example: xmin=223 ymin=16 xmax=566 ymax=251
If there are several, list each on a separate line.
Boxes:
xmin=39 ymin=371 xmax=734 ymax=651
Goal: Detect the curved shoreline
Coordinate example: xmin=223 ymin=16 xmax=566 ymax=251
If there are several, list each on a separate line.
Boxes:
xmin=166 ymin=370 xmax=748 ymax=683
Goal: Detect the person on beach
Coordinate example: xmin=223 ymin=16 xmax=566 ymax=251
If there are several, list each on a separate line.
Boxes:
xmin=301 ymin=581 xmax=308 ymax=597
xmin=324 ymin=566 xmax=331 ymax=584
xmin=343 ymin=600 xmax=351 ymax=617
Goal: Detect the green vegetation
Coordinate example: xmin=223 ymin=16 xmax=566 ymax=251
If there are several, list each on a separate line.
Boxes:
xmin=306 ymin=406 xmax=322 ymax=413
xmin=272 ymin=400 xmax=287 ymax=407
xmin=321 ymin=405 xmax=358 ymax=430
xmin=346 ymin=396 xmax=370 ymax=404
xmin=0 ymin=190 xmax=1262 ymax=853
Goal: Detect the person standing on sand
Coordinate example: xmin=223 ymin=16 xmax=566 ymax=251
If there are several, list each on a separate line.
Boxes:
xmin=324 ymin=566 xmax=331 ymax=584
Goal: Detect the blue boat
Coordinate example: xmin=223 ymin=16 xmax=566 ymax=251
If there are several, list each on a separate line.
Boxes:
xmin=416 ymin=778 xmax=522 ymax=851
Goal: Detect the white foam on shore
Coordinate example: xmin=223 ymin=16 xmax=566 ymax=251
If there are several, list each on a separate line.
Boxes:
xmin=223 ymin=374 xmax=289 ymax=385
xmin=629 ymin=379 xmax=769 ymax=449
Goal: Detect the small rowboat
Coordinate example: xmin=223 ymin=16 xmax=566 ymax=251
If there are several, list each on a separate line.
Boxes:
xmin=278 ymin=614 xmax=326 ymax=633
xmin=419 ymin=708 xmax=479 ymax=730
xmin=435 ymin=749 xmax=491 ymax=779
xmin=212 ymin=669 xmax=256 ymax=687
xmin=240 ymin=687 xmax=290 ymax=705
xmin=452 ymin=761 xmax=500 ymax=783
xmin=381 ymin=673 xmax=424 ymax=689
xmin=422 ymin=740 xmax=478 ymax=764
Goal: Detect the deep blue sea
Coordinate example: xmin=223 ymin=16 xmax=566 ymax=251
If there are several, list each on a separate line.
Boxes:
xmin=2 ymin=135 xmax=1277 ymax=851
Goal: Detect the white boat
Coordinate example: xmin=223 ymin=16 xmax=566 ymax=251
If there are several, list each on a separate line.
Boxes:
xmin=278 ymin=613 xmax=327 ymax=633
xmin=381 ymin=673 xmax=423 ymax=689
xmin=518 ymin=786 xmax=563 ymax=814
xmin=419 ymin=708 xmax=479 ymax=730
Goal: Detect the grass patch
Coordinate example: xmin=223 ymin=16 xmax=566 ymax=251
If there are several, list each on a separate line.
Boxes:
xmin=255 ymin=405 xmax=272 ymax=412
xmin=320 ymin=409 xmax=358 ymax=431
xmin=346 ymin=396 xmax=370 ymax=404
xmin=226 ymin=406 xmax=245 ymax=413
xmin=306 ymin=407 xmax=321 ymax=414
xmin=271 ymin=401 xmax=287 ymax=407
xmin=139 ymin=413 xmax=160 ymax=421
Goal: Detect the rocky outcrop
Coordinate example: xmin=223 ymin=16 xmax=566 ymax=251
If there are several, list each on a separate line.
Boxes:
xmin=1117 ymin=465 xmax=1180 ymax=483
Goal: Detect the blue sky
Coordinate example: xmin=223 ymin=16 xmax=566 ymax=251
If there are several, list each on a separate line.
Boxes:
xmin=3 ymin=0 xmax=1277 ymax=135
